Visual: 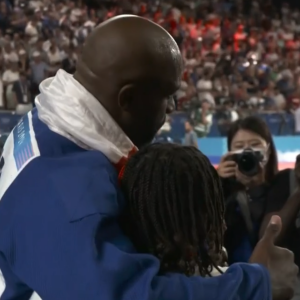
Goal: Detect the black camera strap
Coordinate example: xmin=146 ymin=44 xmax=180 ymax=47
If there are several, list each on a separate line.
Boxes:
xmin=236 ymin=191 xmax=257 ymax=246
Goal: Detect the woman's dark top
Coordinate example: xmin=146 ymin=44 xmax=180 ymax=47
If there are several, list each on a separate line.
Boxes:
xmin=265 ymin=169 xmax=300 ymax=267
xmin=223 ymin=178 xmax=268 ymax=264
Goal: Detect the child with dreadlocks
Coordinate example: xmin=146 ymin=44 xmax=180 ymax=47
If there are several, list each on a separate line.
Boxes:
xmin=120 ymin=143 xmax=227 ymax=277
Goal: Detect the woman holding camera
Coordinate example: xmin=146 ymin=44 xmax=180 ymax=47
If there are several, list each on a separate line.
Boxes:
xmin=217 ymin=116 xmax=278 ymax=264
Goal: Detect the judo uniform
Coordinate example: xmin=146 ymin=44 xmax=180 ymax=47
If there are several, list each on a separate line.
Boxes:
xmin=0 ymin=70 xmax=271 ymax=300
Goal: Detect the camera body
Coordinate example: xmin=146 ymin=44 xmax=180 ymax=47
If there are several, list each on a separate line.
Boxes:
xmin=231 ymin=148 xmax=264 ymax=177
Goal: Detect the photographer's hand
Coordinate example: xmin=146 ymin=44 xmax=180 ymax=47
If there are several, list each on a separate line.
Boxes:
xmin=217 ymin=152 xmax=236 ymax=178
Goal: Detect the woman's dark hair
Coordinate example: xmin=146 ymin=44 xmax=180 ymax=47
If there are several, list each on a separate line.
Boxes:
xmin=120 ymin=143 xmax=225 ymax=277
xmin=227 ymin=116 xmax=278 ymax=183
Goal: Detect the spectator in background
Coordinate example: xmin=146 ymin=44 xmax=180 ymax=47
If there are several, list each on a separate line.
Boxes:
xmin=183 ymin=120 xmax=198 ymax=148
xmin=30 ymin=38 xmax=48 ymax=62
xmin=191 ymin=100 xmax=213 ymax=138
xmin=47 ymin=41 xmax=61 ymax=75
xmin=2 ymin=59 xmax=19 ymax=109
xmin=12 ymin=70 xmax=31 ymax=114
xmin=61 ymin=45 xmax=76 ymax=74
xmin=154 ymin=116 xmax=173 ymax=143
xmin=273 ymin=87 xmax=286 ymax=110
xmin=216 ymin=100 xmax=239 ymax=136
xmin=3 ymin=42 xmax=17 ymax=63
xmin=29 ymin=51 xmax=48 ymax=103
xmin=18 ymin=49 xmax=29 ymax=73
xmin=293 ymin=99 xmax=300 ymax=135
xmin=25 ymin=15 xmax=39 ymax=45
xmin=0 ymin=0 xmax=298 ymax=138
xmin=196 ymin=68 xmax=214 ymax=106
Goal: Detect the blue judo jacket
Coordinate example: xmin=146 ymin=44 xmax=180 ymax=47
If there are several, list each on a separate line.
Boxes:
xmin=0 ymin=109 xmax=271 ymax=300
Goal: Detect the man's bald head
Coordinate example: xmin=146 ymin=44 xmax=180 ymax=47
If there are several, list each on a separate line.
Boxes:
xmin=74 ymin=15 xmax=183 ymax=148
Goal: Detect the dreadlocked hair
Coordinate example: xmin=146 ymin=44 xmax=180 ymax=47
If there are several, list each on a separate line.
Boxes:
xmin=120 ymin=143 xmax=225 ymax=277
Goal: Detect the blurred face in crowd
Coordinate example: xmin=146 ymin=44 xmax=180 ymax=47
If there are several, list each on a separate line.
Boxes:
xmin=230 ymin=129 xmax=269 ymax=154
xmin=36 ymin=40 xmax=43 ymax=50
xmin=201 ymin=101 xmax=210 ymax=111
xmin=10 ymin=62 xmax=18 ymax=71
xmin=33 ymin=55 xmax=41 ymax=63
xmin=13 ymin=33 xmax=20 ymax=41
xmin=185 ymin=121 xmax=193 ymax=132
xmin=20 ymin=73 xmax=26 ymax=82
xmin=0 ymin=2 xmax=7 ymax=14
xmin=19 ymin=52 xmax=26 ymax=61
xmin=35 ymin=10 xmax=42 ymax=20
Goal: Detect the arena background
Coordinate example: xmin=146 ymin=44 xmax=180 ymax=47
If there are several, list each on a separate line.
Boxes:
xmin=1 ymin=0 xmax=300 ymax=170
xmin=82 ymin=0 xmax=299 ymax=171
xmin=0 ymin=111 xmax=297 ymax=170
xmin=159 ymin=111 xmax=298 ymax=169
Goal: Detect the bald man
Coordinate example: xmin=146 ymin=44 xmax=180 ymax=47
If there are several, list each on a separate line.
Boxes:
xmin=0 ymin=15 xmax=297 ymax=300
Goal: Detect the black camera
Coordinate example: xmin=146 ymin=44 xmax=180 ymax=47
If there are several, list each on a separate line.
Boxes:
xmin=231 ymin=148 xmax=264 ymax=177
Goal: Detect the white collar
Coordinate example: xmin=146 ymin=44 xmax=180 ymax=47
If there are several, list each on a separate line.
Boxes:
xmin=35 ymin=69 xmax=137 ymax=164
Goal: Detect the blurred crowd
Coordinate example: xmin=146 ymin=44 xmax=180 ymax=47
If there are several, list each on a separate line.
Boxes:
xmin=0 ymin=0 xmax=300 ymax=135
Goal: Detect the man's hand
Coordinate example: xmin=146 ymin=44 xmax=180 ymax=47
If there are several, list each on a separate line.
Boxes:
xmin=250 ymin=215 xmax=299 ymax=300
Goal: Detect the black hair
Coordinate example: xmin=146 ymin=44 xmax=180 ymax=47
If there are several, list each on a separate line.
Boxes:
xmin=120 ymin=143 xmax=225 ymax=277
xmin=186 ymin=119 xmax=194 ymax=127
xmin=227 ymin=116 xmax=278 ymax=183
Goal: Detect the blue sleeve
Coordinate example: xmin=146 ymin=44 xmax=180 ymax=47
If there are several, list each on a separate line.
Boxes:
xmin=0 ymin=157 xmax=271 ymax=300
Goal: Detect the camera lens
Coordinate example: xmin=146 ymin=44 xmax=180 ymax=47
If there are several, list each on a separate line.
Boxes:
xmin=238 ymin=152 xmax=256 ymax=174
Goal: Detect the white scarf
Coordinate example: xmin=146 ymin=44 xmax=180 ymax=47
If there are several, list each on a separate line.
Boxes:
xmin=35 ymin=69 xmax=137 ymax=165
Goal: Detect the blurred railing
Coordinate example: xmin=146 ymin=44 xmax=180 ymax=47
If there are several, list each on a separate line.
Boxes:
xmin=0 ymin=111 xmax=22 ymax=134
xmin=168 ymin=110 xmax=295 ymax=139
xmin=0 ymin=110 xmax=295 ymax=142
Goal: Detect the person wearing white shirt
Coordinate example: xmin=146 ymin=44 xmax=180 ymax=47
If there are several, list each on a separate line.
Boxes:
xmin=273 ymin=89 xmax=286 ymax=109
xmin=196 ymin=70 xmax=213 ymax=101
xmin=47 ymin=44 xmax=62 ymax=76
xmin=265 ymin=51 xmax=279 ymax=63
xmin=3 ymin=43 xmax=18 ymax=64
xmin=25 ymin=18 xmax=39 ymax=45
xmin=176 ymin=80 xmax=188 ymax=100
xmin=2 ymin=62 xmax=20 ymax=109
xmin=196 ymin=73 xmax=215 ymax=106
xmin=2 ymin=62 xmax=19 ymax=86
xmin=47 ymin=46 xmax=62 ymax=65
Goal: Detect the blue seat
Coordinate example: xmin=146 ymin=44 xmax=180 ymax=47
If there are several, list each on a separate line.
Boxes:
xmin=280 ymin=113 xmax=295 ymax=136
xmin=208 ymin=121 xmax=221 ymax=137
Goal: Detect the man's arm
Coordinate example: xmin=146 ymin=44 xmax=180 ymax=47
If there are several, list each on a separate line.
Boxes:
xmin=0 ymin=158 xmax=271 ymax=300
xmin=7 ymin=214 xmax=271 ymax=300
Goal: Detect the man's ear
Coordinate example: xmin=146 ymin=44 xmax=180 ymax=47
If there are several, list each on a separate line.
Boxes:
xmin=118 ymin=84 xmax=136 ymax=112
